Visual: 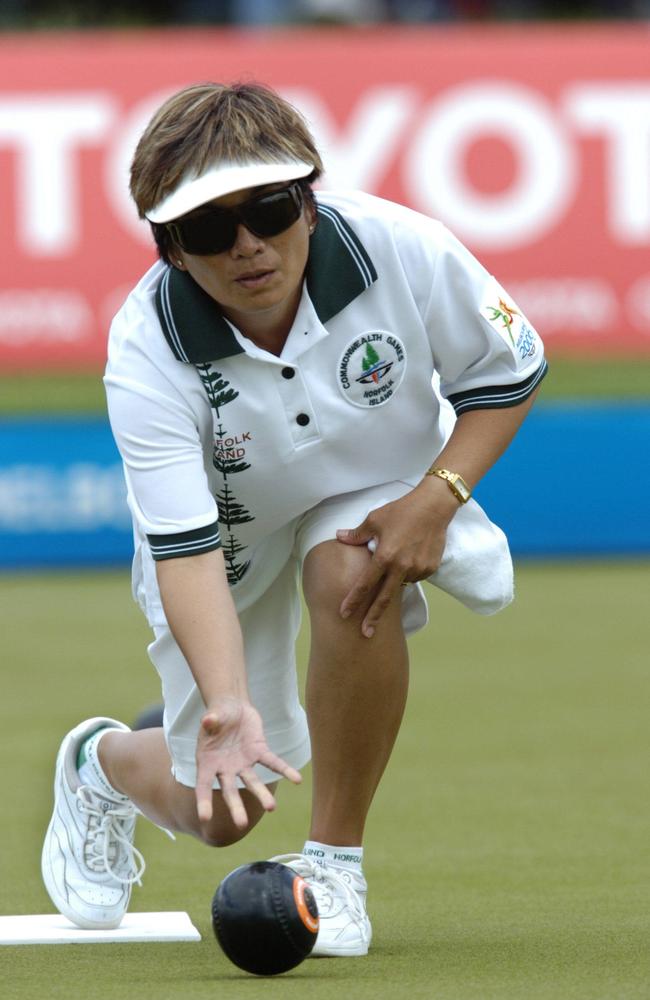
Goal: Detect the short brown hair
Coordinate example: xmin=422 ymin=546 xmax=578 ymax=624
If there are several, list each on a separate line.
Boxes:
xmin=130 ymin=81 xmax=323 ymax=220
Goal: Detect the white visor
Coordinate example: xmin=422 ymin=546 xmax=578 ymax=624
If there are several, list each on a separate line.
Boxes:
xmin=146 ymin=160 xmax=315 ymax=224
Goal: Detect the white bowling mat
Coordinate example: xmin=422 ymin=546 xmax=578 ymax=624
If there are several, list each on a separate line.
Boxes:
xmin=0 ymin=912 xmax=201 ymax=945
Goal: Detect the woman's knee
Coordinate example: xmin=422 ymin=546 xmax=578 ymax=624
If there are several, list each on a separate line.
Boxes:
xmin=198 ymin=820 xmax=251 ymax=849
xmin=303 ymin=539 xmax=370 ymax=612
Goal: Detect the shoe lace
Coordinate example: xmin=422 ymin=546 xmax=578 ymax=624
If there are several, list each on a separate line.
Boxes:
xmin=269 ymin=853 xmax=366 ymax=924
xmin=78 ymin=785 xmax=146 ymax=886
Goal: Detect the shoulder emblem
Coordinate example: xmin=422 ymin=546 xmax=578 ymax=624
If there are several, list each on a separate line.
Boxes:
xmin=481 ymin=278 xmax=538 ymax=361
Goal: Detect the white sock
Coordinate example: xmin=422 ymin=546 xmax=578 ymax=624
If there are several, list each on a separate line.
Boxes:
xmin=302 ymin=840 xmax=364 ymax=874
xmin=77 ymin=727 xmax=129 ymax=801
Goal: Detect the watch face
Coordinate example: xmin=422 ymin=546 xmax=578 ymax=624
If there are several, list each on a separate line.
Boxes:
xmin=428 ymin=468 xmax=471 ymax=503
xmin=455 ymin=479 xmax=471 ymax=501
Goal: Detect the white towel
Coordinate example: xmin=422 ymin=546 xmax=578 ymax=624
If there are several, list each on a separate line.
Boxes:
xmin=399 ymin=498 xmax=514 ymax=635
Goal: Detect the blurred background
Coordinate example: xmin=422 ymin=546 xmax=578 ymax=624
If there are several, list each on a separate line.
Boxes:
xmin=2 ymin=15 xmax=648 ymax=994
xmin=0 ymin=5 xmax=649 ymax=568
xmin=2 ymin=2 xmax=650 ymax=28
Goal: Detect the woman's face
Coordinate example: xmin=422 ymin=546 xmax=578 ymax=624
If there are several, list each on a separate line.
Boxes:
xmin=173 ymin=183 xmax=315 ymax=341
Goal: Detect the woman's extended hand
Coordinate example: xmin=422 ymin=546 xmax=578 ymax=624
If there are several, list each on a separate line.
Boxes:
xmin=195 ymin=697 xmax=301 ymax=829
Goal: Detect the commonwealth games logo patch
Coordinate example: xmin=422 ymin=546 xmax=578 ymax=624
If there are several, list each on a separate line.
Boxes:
xmin=338 ymin=331 xmax=406 ymax=408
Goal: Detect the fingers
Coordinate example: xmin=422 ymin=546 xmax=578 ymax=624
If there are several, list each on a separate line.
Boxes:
xmin=340 ymin=544 xmax=410 ymax=636
xmin=195 ymin=770 xmax=215 ymax=824
xmin=239 ymin=769 xmax=277 ymax=813
xmin=261 ymin=752 xmax=302 ymax=786
xmin=198 ymin=760 xmax=300 ymax=830
xmin=359 ymin=572 xmax=405 ymax=638
xmin=196 ymin=726 xmax=302 ymax=830
xmin=339 ymin=559 xmax=385 ymax=624
xmin=336 ymin=520 xmax=373 ymax=546
xmin=218 ymin=773 xmax=249 ymax=830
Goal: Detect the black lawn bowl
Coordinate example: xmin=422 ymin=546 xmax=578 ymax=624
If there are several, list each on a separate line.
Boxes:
xmin=211 ymin=861 xmax=320 ymax=976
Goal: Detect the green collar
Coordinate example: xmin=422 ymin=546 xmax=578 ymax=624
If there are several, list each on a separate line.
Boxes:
xmin=154 ymin=202 xmax=378 ymax=364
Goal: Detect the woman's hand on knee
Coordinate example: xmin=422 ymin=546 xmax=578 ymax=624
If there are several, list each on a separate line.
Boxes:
xmin=335 ymin=487 xmax=455 ymax=637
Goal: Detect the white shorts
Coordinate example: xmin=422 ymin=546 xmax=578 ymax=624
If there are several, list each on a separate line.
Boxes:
xmin=147 ymin=479 xmax=513 ymax=789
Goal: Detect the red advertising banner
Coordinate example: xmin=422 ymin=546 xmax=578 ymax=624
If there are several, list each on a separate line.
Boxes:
xmin=1 ymin=24 xmax=650 ymax=369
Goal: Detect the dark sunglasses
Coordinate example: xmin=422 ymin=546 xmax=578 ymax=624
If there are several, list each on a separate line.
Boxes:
xmin=165 ymin=181 xmax=305 ymax=256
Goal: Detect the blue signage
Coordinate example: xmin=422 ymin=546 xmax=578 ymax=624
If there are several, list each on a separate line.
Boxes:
xmin=0 ymin=403 xmax=648 ymax=569
xmin=474 ymin=401 xmax=650 ymax=557
xmin=0 ymin=417 xmax=132 ymax=568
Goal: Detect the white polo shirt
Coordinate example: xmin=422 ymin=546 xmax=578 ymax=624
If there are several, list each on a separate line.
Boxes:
xmin=105 ymin=190 xmax=546 ymax=627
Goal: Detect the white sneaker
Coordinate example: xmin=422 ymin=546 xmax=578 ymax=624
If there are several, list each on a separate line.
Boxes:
xmin=270 ymin=853 xmax=371 ymax=957
xmin=41 ymin=717 xmax=145 ymax=930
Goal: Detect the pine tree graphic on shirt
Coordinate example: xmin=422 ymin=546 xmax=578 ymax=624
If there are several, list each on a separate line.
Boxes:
xmin=197 ymin=363 xmax=239 ymax=413
xmin=221 ymin=535 xmax=251 ymax=585
xmin=216 ymin=481 xmax=254 ymax=529
xmin=195 ymin=363 xmax=254 ymax=583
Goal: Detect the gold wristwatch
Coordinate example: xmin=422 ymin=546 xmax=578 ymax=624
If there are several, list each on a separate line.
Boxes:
xmin=425 ymin=466 xmax=472 ymax=504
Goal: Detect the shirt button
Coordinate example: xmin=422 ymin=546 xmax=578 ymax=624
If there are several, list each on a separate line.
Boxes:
xmin=296 ymin=413 xmax=310 ymax=426
xmin=281 ymin=367 xmax=295 ymax=379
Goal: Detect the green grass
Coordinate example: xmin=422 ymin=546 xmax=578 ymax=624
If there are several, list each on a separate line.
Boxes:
xmin=540 ymin=355 xmax=650 ymax=400
xmin=0 ymin=355 xmax=648 ymax=414
xmin=0 ymin=371 xmax=110 ymax=415
xmin=1 ymin=562 xmax=648 ymax=999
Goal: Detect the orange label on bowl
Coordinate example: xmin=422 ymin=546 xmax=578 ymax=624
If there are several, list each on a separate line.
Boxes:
xmin=293 ymin=876 xmax=319 ymax=934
